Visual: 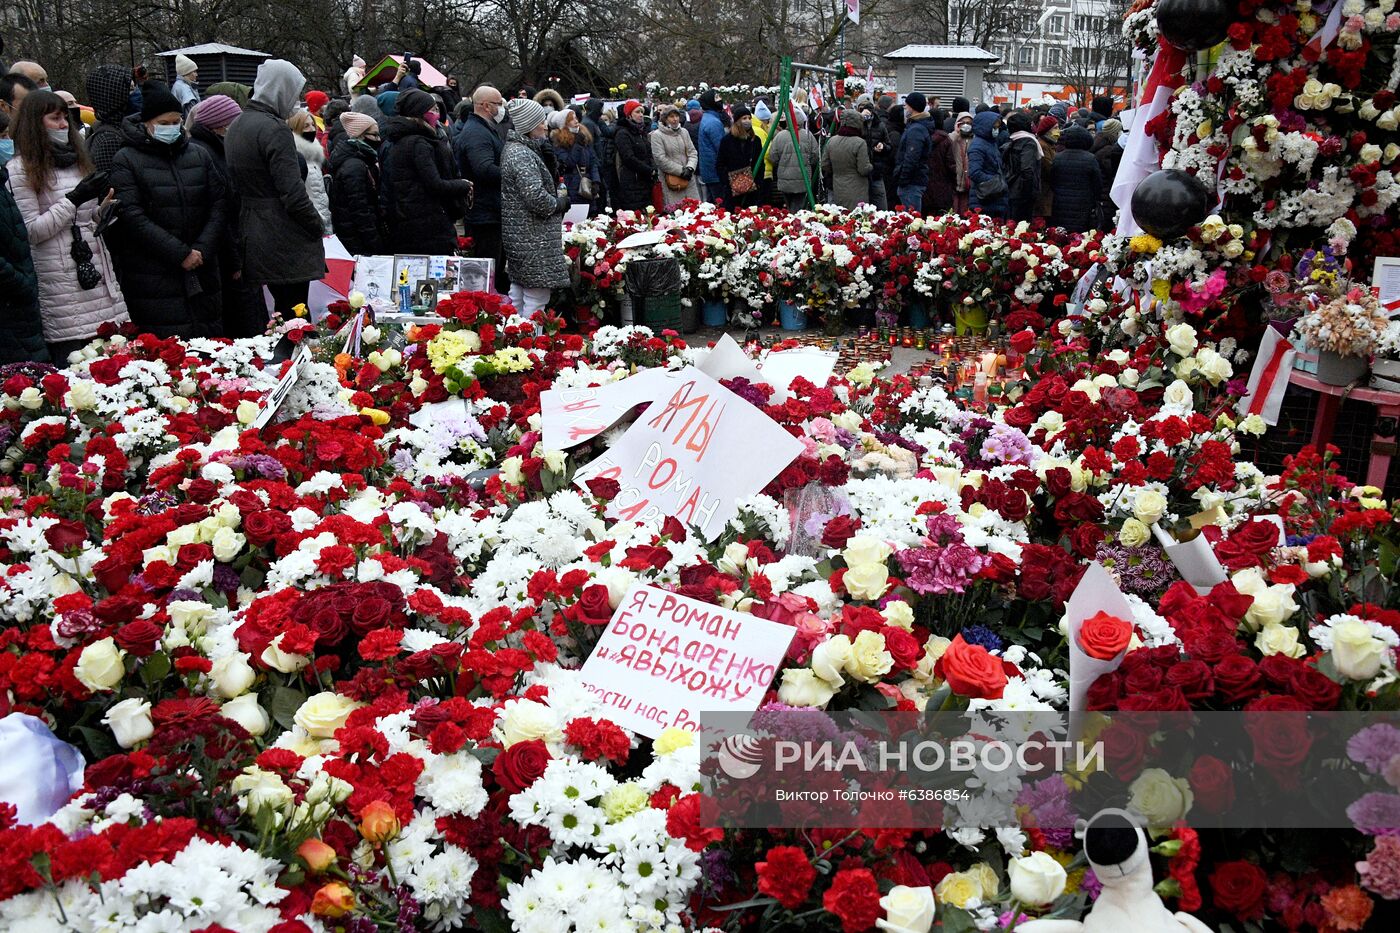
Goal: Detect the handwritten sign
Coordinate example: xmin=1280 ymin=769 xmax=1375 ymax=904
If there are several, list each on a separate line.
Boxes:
xmin=579 ymin=584 xmax=797 ymax=737
xmin=1375 ymin=257 xmax=1400 ymax=316
xmin=572 ymin=367 xmax=803 ymax=539
xmin=540 ymin=368 xmax=668 ymax=449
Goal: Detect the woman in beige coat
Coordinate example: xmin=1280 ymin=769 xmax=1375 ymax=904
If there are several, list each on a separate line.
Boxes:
xmin=650 ymin=105 xmax=699 ymax=207
xmin=6 ymin=90 xmax=127 ymax=362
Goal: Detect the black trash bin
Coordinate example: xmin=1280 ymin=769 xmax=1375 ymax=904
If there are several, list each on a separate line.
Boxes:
xmin=624 ymin=256 xmax=687 ymax=332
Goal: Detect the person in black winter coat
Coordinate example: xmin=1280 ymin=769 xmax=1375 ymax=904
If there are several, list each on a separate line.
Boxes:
xmin=84 ymin=64 xmax=133 ymax=173
xmin=880 ymin=105 xmax=904 ymax=196
xmin=612 ymin=101 xmax=655 ymax=212
xmin=329 ymin=112 xmax=387 ymax=256
xmin=582 ymin=98 xmax=611 ymax=211
xmin=109 ymin=87 xmax=227 ymax=339
xmin=1092 ymin=118 xmax=1124 ymax=227
xmin=1003 ymin=111 xmax=1041 ymax=222
xmin=893 ymin=92 xmax=934 ymax=210
xmin=0 ymin=161 xmax=47 ymax=363
xmin=453 ymin=85 xmax=510 ymax=293
xmin=380 ymin=89 xmax=474 ymax=254
xmin=1048 ymin=125 xmax=1103 ymax=232
xmin=715 ymin=105 xmax=761 ymax=209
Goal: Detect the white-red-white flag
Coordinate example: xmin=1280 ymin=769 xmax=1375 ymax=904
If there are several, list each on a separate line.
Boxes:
xmin=846 ymin=0 xmax=860 ymax=24
xmin=1237 ymin=326 xmax=1297 ymax=426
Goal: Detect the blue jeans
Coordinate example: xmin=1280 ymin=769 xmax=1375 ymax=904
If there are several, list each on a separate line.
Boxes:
xmin=896 ymin=184 xmax=926 ymax=211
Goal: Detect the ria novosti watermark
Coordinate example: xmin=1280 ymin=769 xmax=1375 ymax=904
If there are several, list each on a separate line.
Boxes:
xmin=700 ymin=709 xmax=1400 ymax=831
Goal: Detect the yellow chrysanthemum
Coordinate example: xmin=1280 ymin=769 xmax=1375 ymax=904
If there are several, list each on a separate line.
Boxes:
xmin=1129 ymin=234 xmax=1163 ymax=254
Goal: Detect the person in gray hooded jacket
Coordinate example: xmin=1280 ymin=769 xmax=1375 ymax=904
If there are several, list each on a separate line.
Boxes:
xmin=498 ymin=98 xmax=569 ymax=317
xmin=224 ymin=59 xmax=325 ymax=321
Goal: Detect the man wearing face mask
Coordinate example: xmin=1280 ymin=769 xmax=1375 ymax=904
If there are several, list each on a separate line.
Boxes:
xmin=380 ymin=88 xmax=473 ymax=254
xmin=455 ymin=84 xmax=511 ymax=293
xmin=612 ymin=100 xmax=655 ymax=213
xmin=499 ymin=97 xmax=570 ymax=317
xmin=225 ymin=59 xmax=326 ymax=322
xmin=108 ymin=82 xmax=227 ymax=338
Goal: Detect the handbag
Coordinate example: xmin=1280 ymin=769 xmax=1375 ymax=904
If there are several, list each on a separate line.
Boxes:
xmin=69 ymin=225 xmax=102 ymax=290
xmin=578 ymin=176 xmax=594 ymax=201
xmin=728 ymin=168 xmax=756 ymax=196
xmin=664 ymin=172 xmax=691 ymax=192
xmin=975 ymin=173 xmax=1008 ymax=202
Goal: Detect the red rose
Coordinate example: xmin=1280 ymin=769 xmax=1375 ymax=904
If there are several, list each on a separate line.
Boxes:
xmin=571 ymin=584 xmax=615 ymax=626
xmin=586 ymin=476 xmax=621 ymax=500
xmin=44 ymin=519 xmax=89 ymax=553
xmin=184 ymin=478 xmax=218 ymax=503
xmin=1213 ymin=519 xmax=1281 ymax=571
xmin=1288 ymin=664 xmax=1342 ymax=710
xmin=1209 ymin=860 xmax=1267 ymax=921
xmin=1076 ymin=611 xmax=1132 ymax=661
xmin=822 ymin=867 xmax=882 ymax=933
xmin=1212 ymin=656 xmax=1262 ymax=705
xmin=756 ymin=845 xmax=817 ymax=909
xmin=243 ymin=510 xmax=292 ymax=548
xmin=1100 ymin=722 xmax=1148 ymax=780
xmin=1164 ymin=659 xmax=1214 ymax=700
xmin=1189 ymin=755 xmax=1235 ymax=814
xmin=114 ymin=619 xmax=163 ymax=657
xmin=883 ymin=626 xmax=921 ymax=671
xmin=821 ymin=514 xmax=861 ymax=550
xmin=1002 ymin=405 xmax=1036 ymax=429
xmin=620 ymin=544 xmax=672 ymax=571
xmin=351 ymin=597 xmax=393 ymax=634
xmin=492 ymin=738 xmax=551 ymax=793
xmin=936 ymin=634 xmax=1007 ymax=700
xmin=1243 ymin=695 xmax=1312 ymax=787
xmin=1010 ymin=328 xmax=1036 ymax=355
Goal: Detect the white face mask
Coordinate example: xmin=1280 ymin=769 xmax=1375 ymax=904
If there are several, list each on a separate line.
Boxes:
xmin=494 ymin=106 xmax=506 ymax=124
xmin=47 ymin=127 xmax=70 ymax=146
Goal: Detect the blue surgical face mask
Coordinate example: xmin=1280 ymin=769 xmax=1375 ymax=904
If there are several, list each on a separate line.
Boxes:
xmin=0 ymin=138 xmax=13 ymax=163
xmin=152 ymin=124 xmax=183 ymax=144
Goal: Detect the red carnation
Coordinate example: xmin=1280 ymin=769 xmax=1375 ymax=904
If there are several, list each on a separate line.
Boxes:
xmin=822 ymin=867 xmax=882 ymax=933
xmin=756 ymin=845 xmax=817 ymax=909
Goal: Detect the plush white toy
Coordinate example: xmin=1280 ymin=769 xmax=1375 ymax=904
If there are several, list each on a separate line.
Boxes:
xmin=1018 ymin=809 xmax=1213 ymax=933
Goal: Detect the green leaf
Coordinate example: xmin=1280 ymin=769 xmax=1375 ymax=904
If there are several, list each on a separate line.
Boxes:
xmin=472 ymin=908 xmax=515 ymax=933
xmin=269 ymin=686 xmax=307 ymax=730
xmin=939 ymin=905 xmax=979 ymax=933
xmin=141 ymin=651 xmax=171 ymax=685
xmin=240 ymin=566 xmax=266 ymax=591
xmin=469 ymin=747 xmax=500 ymax=766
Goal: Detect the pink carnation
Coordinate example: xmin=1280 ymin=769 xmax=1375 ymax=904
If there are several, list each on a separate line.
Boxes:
xmin=1358 ymin=836 xmax=1400 ymax=900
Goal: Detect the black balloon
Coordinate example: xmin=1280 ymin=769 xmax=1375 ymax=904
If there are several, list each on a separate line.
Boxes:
xmin=1131 ymin=170 xmax=1212 ymax=240
xmin=1156 ymin=0 xmax=1235 ymax=51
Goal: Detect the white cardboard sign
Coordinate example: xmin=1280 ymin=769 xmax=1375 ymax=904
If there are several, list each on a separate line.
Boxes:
xmin=572 ymin=367 xmax=803 ymax=539
xmin=697 ymin=334 xmax=839 ymax=403
xmin=252 ymin=345 xmax=310 ymax=430
xmin=539 ymin=368 xmax=669 ymax=449
xmin=578 ymin=584 xmax=797 ymax=737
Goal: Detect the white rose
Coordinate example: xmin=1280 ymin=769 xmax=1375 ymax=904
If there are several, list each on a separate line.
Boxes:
xmin=261 ymin=635 xmax=310 ymax=673
xmin=1166 ymin=323 xmax=1198 ymax=357
xmin=811 ymin=634 xmax=853 ymax=686
xmin=236 ymin=399 xmax=261 ymax=425
xmin=497 ymin=698 xmax=562 ymax=748
xmin=594 ymin=566 xmax=636 ymax=608
xmin=842 ymin=536 xmax=893 ymax=567
xmin=168 ymin=600 xmax=214 ymax=635
xmin=1162 ymin=379 xmax=1194 ymax=410
xmin=210 ymin=652 xmax=257 ymax=698
xmin=293 ymin=692 xmax=363 ymax=740
xmin=778 ymin=668 xmax=838 ymax=707
xmin=501 ymin=456 xmax=525 ymax=486
xmin=1129 ymin=768 xmax=1194 ymax=826
xmin=65 ymin=380 xmax=98 ymax=410
xmin=882 ymin=601 xmax=914 ymax=631
xmin=1245 ymin=584 xmax=1297 ymax=630
xmin=103 ymin=698 xmax=154 ymax=748
xmin=1119 ymin=518 xmax=1151 ymax=548
xmin=877 ymin=885 xmax=937 ymax=933
xmin=1332 ymin=618 xmax=1387 ymax=681
xmin=18 ymin=387 xmax=43 ymax=410
xmin=1008 ymin=851 xmax=1068 ymax=906
xmin=211 ymin=527 xmax=246 ymax=563
xmin=542 ymin=448 xmax=567 ymax=473
xmin=845 ymin=630 xmax=894 ymax=683
xmin=844 ymin=562 xmax=890 ymax=601
xmin=231 ymin=767 xmax=294 ymax=817
xmin=1221 ymin=240 xmax=1244 ymax=259
xmin=1034 ymin=411 xmax=1065 ymax=436
xmin=1132 ymin=489 xmax=1168 ymax=525
xmin=221 ymin=694 xmax=271 ymax=736
xmin=1255 ymin=624 xmax=1306 ymax=658
xmin=1119 ymin=369 xmax=1140 ymax=388
xmin=1195 ymin=349 xmax=1233 ymax=385
xmin=75 ymin=637 xmax=126 ymax=692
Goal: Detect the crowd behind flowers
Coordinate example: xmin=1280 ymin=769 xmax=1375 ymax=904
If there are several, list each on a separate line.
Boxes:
xmin=0 ymin=268 xmax=1398 ymax=932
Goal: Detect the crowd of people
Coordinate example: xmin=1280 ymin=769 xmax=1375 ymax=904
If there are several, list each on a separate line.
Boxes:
xmin=0 ymin=50 xmax=1128 ymax=366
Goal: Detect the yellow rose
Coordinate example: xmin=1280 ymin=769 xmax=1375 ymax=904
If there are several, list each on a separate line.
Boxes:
xmin=1132 ymin=489 xmax=1168 ymax=525
xmin=935 ymin=871 xmax=983 ymax=909
xmin=969 ymin=862 xmax=1000 ymax=899
xmin=359 ymin=407 xmax=390 ymax=426
xmin=844 ymin=562 xmax=890 ymax=601
xmin=293 ymin=692 xmax=364 ymax=740
xmin=843 ymin=536 xmax=893 ymax=567
xmin=882 ymin=601 xmax=914 ymax=631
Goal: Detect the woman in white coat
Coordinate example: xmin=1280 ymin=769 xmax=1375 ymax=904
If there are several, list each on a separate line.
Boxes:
xmin=650 ymin=105 xmax=699 ymax=208
xmin=289 ymin=109 xmax=332 ymax=234
xmin=6 ymin=90 xmax=127 ymax=362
